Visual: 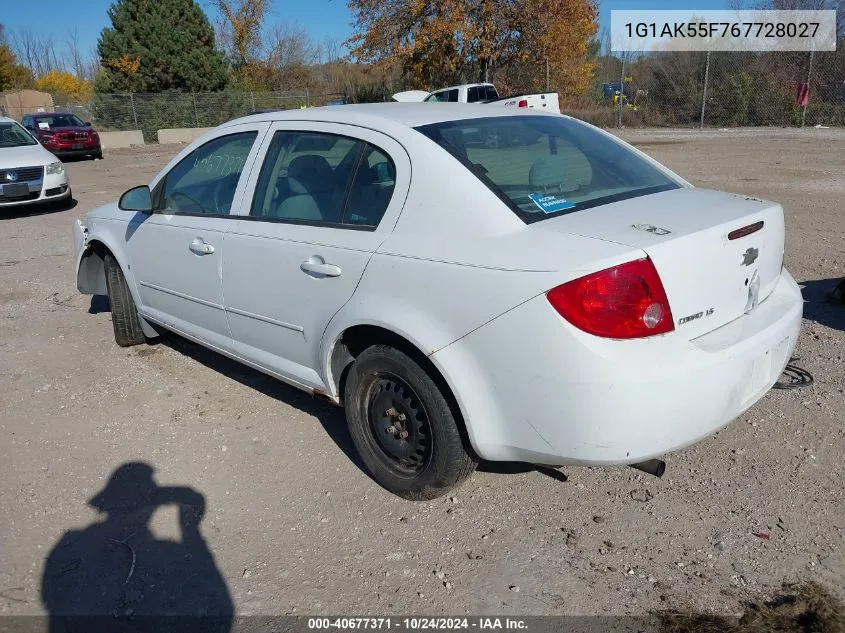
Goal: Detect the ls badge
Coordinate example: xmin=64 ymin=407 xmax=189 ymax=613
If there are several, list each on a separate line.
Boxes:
xmin=632 ymin=223 xmax=671 ymax=236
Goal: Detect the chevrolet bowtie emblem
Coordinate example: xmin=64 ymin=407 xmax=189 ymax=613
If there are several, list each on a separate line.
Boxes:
xmin=741 ymin=247 xmax=759 ymax=267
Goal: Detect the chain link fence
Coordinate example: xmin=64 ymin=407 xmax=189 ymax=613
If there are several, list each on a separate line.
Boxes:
xmin=53 ymin=91 xmax=344 ymax=143
xmin=48 ymin=48 xmax=844 ymax=142
xmin=566 ymin=46 xmax=844 ymax=129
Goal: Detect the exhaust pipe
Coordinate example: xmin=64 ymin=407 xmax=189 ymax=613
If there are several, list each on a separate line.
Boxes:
xmin=629 ymin=459 xmax=666 ymax=478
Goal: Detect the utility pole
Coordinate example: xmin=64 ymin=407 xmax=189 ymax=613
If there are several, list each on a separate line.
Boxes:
xmin=801 ymin=43 xmax=815 ymax=128
xmin=618 ymin=58 xmax=625 ymax=128
xmin=700 ymin=49 xmax=711 ymax=130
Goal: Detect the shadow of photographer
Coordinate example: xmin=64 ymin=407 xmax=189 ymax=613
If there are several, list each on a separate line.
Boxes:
xmin=41 ymin=462 xmax=232 ymax=632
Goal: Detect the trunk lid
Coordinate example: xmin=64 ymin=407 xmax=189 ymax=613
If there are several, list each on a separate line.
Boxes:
xmin=535 ymin=187 xmax=785 ymax=340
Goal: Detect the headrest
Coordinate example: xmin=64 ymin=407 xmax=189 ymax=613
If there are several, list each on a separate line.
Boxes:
xmin=287 ymin=154 xmax=333 ymax=195
xmin=529 ymin=151 xmax=591 ymax=193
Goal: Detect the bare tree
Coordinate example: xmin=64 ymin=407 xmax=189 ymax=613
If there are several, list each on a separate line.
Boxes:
xmin=266 ymin=23 xmax=318 ymax=68
xmin=212 ymin=0 xmax=269 ymax=67
xmin=87 ymin=45 xmax=102 ymax=80
xmin=12 ymin=27 xmax=61 ymax=77
xmin=322 ymin=37 xmax=340 ymax=64
xmin=66 ymin=27 xmax=86 ymax=79
xmin=265 ymin=22 xmax=319 ymax=91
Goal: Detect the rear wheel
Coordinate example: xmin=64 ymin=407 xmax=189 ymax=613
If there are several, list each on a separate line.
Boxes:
xmin=104 ymin=253 xmax=147 ymax=347
xmin=344 ymin=345 xmax=476 ymax=500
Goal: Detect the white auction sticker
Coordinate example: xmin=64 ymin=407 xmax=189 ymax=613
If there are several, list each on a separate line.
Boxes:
xmin=610 ymin=9 xmax=837 ymax=52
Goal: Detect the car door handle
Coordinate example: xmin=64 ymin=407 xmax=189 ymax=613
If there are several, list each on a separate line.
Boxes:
xmin=300 ymin=256 xmax=342 ymax=278
xmin=189 ymin=238 xmax=214 ymax=255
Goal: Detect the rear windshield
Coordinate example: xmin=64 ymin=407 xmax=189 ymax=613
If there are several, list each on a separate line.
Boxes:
xmin=416 ymin=115 xmax=681 ymax=223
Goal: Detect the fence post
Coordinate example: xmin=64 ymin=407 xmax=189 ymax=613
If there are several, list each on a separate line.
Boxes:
xmin=192 ymin=90 xmax=199 ymax=126
xmin=545 ymin=58 xmax=550 ymax=92
xmin=129 ymin=92 xmax=139 ymax=130
xmin=700 ymin=49 xmax=711 ymax=130
xmin=306 ymin=88 xmax=310 ymax=108
xmin=618 ymin=58 xmax=625 ymax=129
xmin=801 ymin=45 xmax=815 ymax=128
xmin=250 ymin=92 xmax=256 ymax=113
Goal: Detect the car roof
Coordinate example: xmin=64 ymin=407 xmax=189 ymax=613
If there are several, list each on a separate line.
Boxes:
xmin=0 ymin=116 xmax=17 ymax=123
xmin=28 ymin=112 xmax=76 ymax=117
xmin=431 ymin=83 xmax=496 ymax=92
xmin=224 ymin=102 xmax=555 ymax=131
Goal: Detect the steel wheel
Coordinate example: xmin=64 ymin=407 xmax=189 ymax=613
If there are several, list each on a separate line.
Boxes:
xmin=366 ymin=373 xmax=432 ymax=476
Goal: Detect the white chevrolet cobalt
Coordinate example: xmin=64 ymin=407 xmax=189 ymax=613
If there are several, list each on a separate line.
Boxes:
xmin=0 ymin=116 xmax=71 ymax=209
xmin=73 ymin=104 xmax=802 ymax=499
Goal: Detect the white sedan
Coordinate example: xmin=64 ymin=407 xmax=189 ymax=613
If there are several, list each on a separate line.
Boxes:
xmin=73 ymin=104 xmax=802 ymax=499
xmin=0 ymin=116 xmax=71 ymax=209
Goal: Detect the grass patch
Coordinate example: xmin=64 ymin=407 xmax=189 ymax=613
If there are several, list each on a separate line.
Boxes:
xmin=657 ymin=582 xmax=844 ymax=633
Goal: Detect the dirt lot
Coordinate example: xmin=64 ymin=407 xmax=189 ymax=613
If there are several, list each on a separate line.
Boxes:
xmin=1 ymin=128 xmax=843 ymax=621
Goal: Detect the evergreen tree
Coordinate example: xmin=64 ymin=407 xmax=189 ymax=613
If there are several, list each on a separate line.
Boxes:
xmin=96 ymin=0 xmax=228 ymax=93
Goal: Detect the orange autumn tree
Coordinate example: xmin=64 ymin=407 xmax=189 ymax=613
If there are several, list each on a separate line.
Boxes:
xmin=346 ymin=0 xmax=597 ymax=94
xmin=520 ymin=0 xmax=598 ymax=98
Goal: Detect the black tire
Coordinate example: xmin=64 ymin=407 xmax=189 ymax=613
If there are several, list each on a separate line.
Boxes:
xmin=94 ymin=151 xmax=103 ymax=160
xmin=344 ymin=345 xmax=477 ymax=500
xmin=104 ymin=253 xmax=147 ymax=347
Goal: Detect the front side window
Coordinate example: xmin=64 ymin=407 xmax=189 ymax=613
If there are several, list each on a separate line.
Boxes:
xmin=250 ymin=131 xmax=395 ymax=228
xmin=416 ymin=116 xmax=681 ymax=223
xmin=467 ymin=87 xmax=481 ymax=103
xmin=0 ymin=121 xmax=38 ymax=148
xmin=153 ymin=132 xmax=257 ymax=215
xmin=425 ymin=91 xmax=446 ymax=103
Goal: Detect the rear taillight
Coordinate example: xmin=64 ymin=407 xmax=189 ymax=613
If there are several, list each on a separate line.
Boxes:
xmin=518 ymin=99 xmax=528 ymax=108
xmin=546 ymin=258 xmax=674 ymax=339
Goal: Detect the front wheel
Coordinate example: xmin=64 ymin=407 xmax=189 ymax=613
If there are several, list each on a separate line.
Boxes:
xmin=104 ymin=253 xmax=147 ymax=347
xmin=344 ymin=345 xmax=477 ymax=500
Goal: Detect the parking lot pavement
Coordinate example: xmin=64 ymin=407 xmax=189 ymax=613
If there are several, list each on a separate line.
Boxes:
xmin=1 ymin=131 xmax=843 ymax=618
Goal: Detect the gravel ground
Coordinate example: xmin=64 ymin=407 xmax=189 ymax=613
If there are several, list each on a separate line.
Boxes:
xmin=0 ymin=128 xmax=843 ymax=621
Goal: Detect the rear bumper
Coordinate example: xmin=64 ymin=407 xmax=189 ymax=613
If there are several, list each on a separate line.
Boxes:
xmin=432 ymin=269 xmax=803 ymax=464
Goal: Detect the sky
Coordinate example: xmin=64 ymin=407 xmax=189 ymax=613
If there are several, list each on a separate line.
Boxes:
xmin=1 ymin=0 xmax=731 ymax=65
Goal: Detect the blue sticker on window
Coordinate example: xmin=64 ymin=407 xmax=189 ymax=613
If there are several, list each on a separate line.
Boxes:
xmin=528 ymin=193 xmax=575 ymax=213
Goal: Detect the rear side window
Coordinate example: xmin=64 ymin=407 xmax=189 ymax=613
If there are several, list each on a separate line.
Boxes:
xmin=416 ymin=116 xmax=680 ymax=223
xmin=250 ymin=131 xmax=395 ymax=229
xmin=468 ymin=86 xmax=498 ymax=102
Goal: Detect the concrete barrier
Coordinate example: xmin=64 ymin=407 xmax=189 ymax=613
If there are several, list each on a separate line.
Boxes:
xmin=99 ymin=130 xmax=145 ymax=149
xmin=157 ymin=127 xmax=214 ymax=144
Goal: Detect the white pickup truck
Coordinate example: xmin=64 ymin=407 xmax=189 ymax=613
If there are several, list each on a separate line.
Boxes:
xmin=392 ymin=82 xmax=560 ymax=114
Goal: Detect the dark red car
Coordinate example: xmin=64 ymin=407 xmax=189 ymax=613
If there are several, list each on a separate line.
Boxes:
xmin=22 ymin=112 xmax=102 ymax=160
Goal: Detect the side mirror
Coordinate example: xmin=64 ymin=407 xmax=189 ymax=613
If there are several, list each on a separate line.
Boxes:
xmin=119 ymin=185 xmax=153 ymax=213
xmin=84 ymin=121 xmax=92 ymax=126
